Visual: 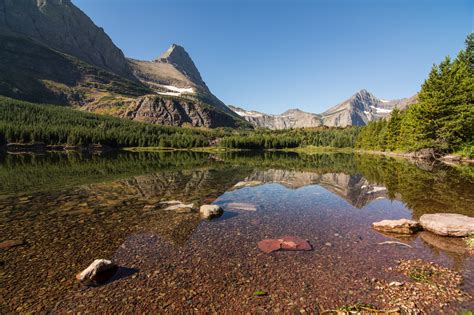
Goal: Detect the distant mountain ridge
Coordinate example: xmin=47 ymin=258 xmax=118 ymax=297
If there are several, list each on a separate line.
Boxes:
xmin=230 ymin=90 xmax=417 ymax=128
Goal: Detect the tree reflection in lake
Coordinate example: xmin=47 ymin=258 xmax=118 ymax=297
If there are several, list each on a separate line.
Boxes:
xmin=0 ymin=151 xmax=472 ymax=313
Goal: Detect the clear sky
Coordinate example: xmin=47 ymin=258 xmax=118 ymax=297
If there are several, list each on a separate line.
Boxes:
xmin=73 ymin=0 xmax=472 ymax=114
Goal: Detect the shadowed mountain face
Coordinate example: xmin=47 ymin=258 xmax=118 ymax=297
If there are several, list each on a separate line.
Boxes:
xmin=231 ymin=90 xmax=418 ymax=128
xmin=0 ymin=0 xmax=134 ymax=80
xmin=0 ymin=1 xmax=248 ymax=128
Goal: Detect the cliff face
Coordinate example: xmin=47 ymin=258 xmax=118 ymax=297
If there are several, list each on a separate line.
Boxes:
xmin=124 ymin=95 xmax=243 ymax=128
xmin=0 ymin=0 xmax=135 ymax=80
xmin=231 ymin=90 xmax=417 ymax=129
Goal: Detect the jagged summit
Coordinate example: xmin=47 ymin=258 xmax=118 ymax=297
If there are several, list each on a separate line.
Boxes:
xmin=157 ymin=44 xmax=186 ymax=60
xmin=154 ymin=44 xmax=207 ymax=89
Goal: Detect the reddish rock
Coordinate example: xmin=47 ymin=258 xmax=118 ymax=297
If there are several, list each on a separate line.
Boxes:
xmin=280 ymin=236 xmax=313 ymax=251
xmin=0 ymin=239 xmax=25 ymax=250
xmin=258 ymin=236 xmax=312 ymax=253
xmin=257 ymin=239 xmax=282 ymax=253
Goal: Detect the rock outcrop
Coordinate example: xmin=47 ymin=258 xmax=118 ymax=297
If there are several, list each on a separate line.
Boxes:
xmin=124 ymin=95 xmax=243 ymax=128
xmin=419 ymin=213 xmax=474 ymax=237
xmin=0 ymin=0 xmax=134 ymax=80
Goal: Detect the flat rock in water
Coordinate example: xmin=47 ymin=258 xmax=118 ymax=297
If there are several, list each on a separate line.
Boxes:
xmin=76 ymin=259 xmax=118 ymax=286
xmin=0 ymin=239 xmax=25 ymax=250
xmin=257 ymin=236 xmax=312 ymax=253
xmin=419 ymin=213 xmax=474 ymax=237
xmin=372 ymin=219 xmax=422 ymax=234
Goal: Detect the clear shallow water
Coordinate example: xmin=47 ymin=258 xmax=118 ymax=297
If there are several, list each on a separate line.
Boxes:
xmin=0 ymin=151 xmax=473 ymax=313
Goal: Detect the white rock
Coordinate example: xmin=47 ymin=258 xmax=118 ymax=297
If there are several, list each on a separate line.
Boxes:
xmin=76 ymin=259 xmax=118 ymax=285
xmin=389 ymin=281 xmax=403 ymax=286
xmin=200 ymin=205 xmax=223 ymax=219
xmin=420 ymin=213 xmax=474 ymax=237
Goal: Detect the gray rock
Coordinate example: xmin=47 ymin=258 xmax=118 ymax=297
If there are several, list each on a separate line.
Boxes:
xmin=420 ymin=213 xmax=474 ymax=237
xmin=372 ymin=219 xmax=422 ymax=235
xmin=200 ymin=205 xmax=223 ymax=220
xmin=75 ymin=259 xmax=118 ymax=286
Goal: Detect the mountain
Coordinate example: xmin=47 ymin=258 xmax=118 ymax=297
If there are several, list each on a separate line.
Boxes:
xmin=0 ymin=0 xmax=248 ymax=128
xmin=229 ymin=106 xmax=323 ymax=129
xmin=127 ymin=44 xmax=248 ymax=127
xmin=233 ymin=169 xmax=392 ymax=208
xmin=231 ymin=89 xmax=417 ymax=128
xmin=0 ymin=0 xmax=134 ymax=80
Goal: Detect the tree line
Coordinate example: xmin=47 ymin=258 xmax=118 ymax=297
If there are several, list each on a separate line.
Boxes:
xmin=356 ymin=33 xmax=474 ymax=156
xmin=0 ymin=97 xmax=212 ymax=148
xmin=219 ymin=127 xmax=359 ymax=149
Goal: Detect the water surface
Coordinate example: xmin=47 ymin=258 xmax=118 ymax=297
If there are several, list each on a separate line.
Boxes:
xmin=0 ymin=151 xmax=473 ymax=313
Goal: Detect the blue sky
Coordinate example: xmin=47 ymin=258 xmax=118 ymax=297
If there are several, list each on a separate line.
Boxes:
xmin=74 ymin=0 xmax=472 ymax=114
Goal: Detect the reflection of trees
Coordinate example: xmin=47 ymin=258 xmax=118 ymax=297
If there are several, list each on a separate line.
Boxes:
xmin=353 ymin=155 xmax=474 ymax=217
xmin=0 ymin=165 xmax=251 ymax=314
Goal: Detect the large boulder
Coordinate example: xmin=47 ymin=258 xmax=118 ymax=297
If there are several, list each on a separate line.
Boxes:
xmin=372 ymin=219 xmax=422 ymax=235
xmin=420 ymin=213 xmax=474 ymax=237
xmin=200 ymin=205 xmax=223 ymax=220
xmin=76 ymin=259 xmax=118 ymax=286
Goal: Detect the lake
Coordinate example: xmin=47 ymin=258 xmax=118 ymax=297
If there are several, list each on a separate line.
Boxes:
xmin=0 ymin=151 xmax=473 ymax=313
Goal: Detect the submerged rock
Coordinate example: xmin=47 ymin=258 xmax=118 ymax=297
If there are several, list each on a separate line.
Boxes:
xmin=76 ymin=259 xmax=118 ymax=286
xmin=232 ymin=181 xmax=263 ymax=190
xmin=200 ymin=205 xmax=223 ymax=220
xmin=0 ymin=239 xmax=25 ymax=250
xmin=372 ymin=219 xmax=422 ymax=235
xmin=257 ymin=236 xmax=312 ymax=253
xmin=420 ymin=213 xmax=474 ymax=237
xmin=159 ymin=201 xmax=195 ymax=212
xmin=225 ymin=202 xmax=257 ymax=211
xmin=420 ymin=231 xmax=471 ymax=255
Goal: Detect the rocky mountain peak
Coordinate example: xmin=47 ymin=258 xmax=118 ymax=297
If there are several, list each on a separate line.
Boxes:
xmin=282 ymin=108 xmax=304 ymax=115
xmin=155 ymin=44 xmax=207 ymax=89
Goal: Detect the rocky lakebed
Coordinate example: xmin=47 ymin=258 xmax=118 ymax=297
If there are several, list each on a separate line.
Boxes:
xmin=0 ymin=151 xmax=473 ymax=314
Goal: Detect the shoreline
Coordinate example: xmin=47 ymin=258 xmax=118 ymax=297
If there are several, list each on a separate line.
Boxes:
xmin=2 ymin=143 xmax=473 ymax=165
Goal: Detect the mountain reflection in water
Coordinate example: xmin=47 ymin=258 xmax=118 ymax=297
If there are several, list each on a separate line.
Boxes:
xmin=0 ymin=151 xmax=473 ymax=313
